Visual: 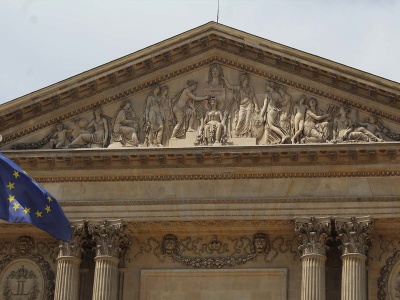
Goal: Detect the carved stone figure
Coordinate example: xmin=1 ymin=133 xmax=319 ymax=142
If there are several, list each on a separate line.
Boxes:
xmin=358 ymin=114 xmax=385 ymax=140
xmin=160 ymin=86 xmax=174 ymax=145
xmin=333 ymin=106 xmax=383 ymax=143
xmin=260 ymin=81 xmax=290 ymax=144
xmin=109 ymin=100 xmax=139 ymax=147
xmin=202 ymin=97 xmax=224 ymax=145
xmin=49 ymin=123 xmax=72 ymax=149
xmin=170 ymin=80 xmax=210 ymax=139
xmin=224 ymin=73 xmax=259 ymax=137
xmin=291 ymin=95 xmax=308 ymax=144
xmin=277 ymin=85 xmax=293 ymax=134
xmin=143 ymin=84 xmax=164 ymax=147
xmin=302 ymin=98 xmax=331 ymax=143
xmin=67 ymin=107 xmax=109 ymax=148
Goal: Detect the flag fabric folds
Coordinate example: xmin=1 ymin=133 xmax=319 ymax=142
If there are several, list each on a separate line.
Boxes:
xmin=0 ymin=153 xmax=71 ymax=242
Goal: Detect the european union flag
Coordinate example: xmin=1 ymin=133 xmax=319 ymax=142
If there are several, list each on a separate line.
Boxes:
xmin=0 ymin=153 xmax=72 ymax=242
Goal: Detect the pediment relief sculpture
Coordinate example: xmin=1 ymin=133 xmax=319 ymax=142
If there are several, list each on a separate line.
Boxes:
xmin=7 ymin=63 xmax=400 ymax=150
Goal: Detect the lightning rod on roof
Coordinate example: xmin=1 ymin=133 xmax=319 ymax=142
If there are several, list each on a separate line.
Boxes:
xmin=217 ymin=0 xmax=220 ymax=23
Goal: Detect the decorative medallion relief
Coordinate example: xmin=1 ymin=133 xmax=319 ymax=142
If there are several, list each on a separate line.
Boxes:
xmin=0 ymin=236 xmax=56 ymax=300
xmin=378 ymin=250 xmax=400 ymax=300
xmin=0 ymin=260 xmax=44 ymax=300
xmin=9 ymin=63 xmax=400 ymax=150
xmin=133 ymin=233 xmax=297 ymax=268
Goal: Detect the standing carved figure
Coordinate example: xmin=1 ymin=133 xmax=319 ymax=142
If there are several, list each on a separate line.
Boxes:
xmin=160 ymin=86 xmax=174 ymax=145
xmin=203 ymin=97 xmax=224 ymax=145
xmin=143 ymin=85 xmax=164 ymax=147
xmin=224 ymin=73 xmax=259 ymax=137
xmin=67 ymin=107 xmax=109 ymax=148
xmin=291 ymin=95 xmax=308 ymax=144
xmin=109 ymin=100 xmax=139 ymax=147
xmin=170 ymin=80 xmax=210 ymax=139
xmin=277 ymin=85 xmax=293 ymax=134
xmin=260 ymin=81 xmax=290 ymax=144
xmin=302 ymin=98 xmax=331 ymax=143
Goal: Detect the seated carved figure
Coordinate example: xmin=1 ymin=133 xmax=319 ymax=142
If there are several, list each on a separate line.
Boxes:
xmin=203 ymin=98 xmax=224 ymax=145
xmin=109 ymin=100 xmax=139 ymax=147
xmin=67 ymin=108 xmax=109 ymax=148
xmin=302 ymin=98 xmax=331 ymax=143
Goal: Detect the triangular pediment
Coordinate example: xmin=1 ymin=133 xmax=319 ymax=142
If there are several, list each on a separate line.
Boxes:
xmin=2 ymin=22 xmax=400 ymax=150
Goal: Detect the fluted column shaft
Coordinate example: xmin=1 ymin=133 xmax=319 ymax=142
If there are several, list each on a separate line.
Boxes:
xmin=341 ymin=253 xmax=367 ymax=300
xmin=301 ymin=254 xmax=327 ymax=300
xmin=336 ymin=216 xmax=372 ymax=300
xmin=295 ymin=217 xmax=331 ymax=300
xmin=54 ymin=256 xmax=81 ymax=300
xmin=92 ymin=256 xmax=119 ymax=300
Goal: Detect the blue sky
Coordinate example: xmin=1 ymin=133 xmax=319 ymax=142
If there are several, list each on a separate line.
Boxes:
xmin=1 ymin=0 xmax=399 ymax=104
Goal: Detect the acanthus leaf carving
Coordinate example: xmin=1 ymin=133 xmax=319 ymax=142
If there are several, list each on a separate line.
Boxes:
xmin=335 ymin=216 xmax=373 ymax=256
xmin=295 ymin=216 xmax=332 ymax=256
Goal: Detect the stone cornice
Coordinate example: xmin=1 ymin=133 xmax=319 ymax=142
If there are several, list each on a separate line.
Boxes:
xmin=2 ymin=23 xmax=400 ymax=144
xmin=3 ymin=143 xmax=400 ymax=173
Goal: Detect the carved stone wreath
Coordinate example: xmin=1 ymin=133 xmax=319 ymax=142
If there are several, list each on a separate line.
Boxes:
xmin=134 ymin=233 xmax=297 ymax=269
xmin=378 ymin=250 xmax=400 ymax=300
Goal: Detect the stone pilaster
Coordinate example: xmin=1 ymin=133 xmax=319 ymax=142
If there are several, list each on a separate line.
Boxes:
xmin=295 ymin=216 xmax=331 ymax=300
xmin=89 ymin=220 xmax=129 ymax=300
xmin=54 ymin=221 xmax=86 ymax=300
xmin=336 ymin=216 xmax=372 ymax=300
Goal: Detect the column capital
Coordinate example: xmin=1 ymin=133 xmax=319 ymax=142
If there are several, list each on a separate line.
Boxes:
xmin=295 ymin=216 xmax=331 ymax=256
xmin=88 ymin=219 xmax=129 ymax=258
xmin=335 ymin=216 xmax=372 ymax=256
xmin=58 ymin=220 xmax=87 ymax=258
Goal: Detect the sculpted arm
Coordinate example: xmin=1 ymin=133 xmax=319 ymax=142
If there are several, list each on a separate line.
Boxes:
xmin=102 ymin=118 xmax=109 ymax=146
xmin=260 ymin=95 xmax=269 ymax=119
xmin=185 ymin=89 xmax=210 ymax=102
xmin=307 ymin=110 xmax=329 ymax=121
xmin=222 ymin=77 xmax=234 ymax=90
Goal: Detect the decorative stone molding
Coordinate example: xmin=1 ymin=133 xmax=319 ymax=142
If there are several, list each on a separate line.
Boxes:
xmin=295 ymin=216 xmax=331 ymax=256
xmin=88 ymin=220 xmax=129 ymax=258
xmin=133 ymin=233 xmax=297 ymax=268
xmin=335 ymin=216 xmax=372 ymax=256
xmin=6 ymin=144 xmax=400 ymax=172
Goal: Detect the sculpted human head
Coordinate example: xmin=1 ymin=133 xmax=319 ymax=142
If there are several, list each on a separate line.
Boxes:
xmin=161 ymin=86 xmax=169 ymax=96
xmin=308 ymin=98 xmax=318 ymax=108
xmin=162 ymin=234 xmax=179 ymax=256
xmin=239 ymin=73 xmax=250 ymax=87
xmin=187 ymin=80 xmax=199 ymax=92
xmin=121 ymin=100 xmax=132 ymax=112
xmin=253 ymin=233 xmax=269 ymax=254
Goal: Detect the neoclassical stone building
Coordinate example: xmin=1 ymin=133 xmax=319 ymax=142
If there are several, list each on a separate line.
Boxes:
xmin=1 ymin=22 xmax=400 ymax=300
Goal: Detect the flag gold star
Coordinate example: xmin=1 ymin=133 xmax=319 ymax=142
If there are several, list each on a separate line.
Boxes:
xmin=13 ymin=170 xmax=20 ymax=179
xmin=23 ymin=207 xmax=31 ymax=214
xmin=45 ymin=205 xmax=51 ymax=213
xmin=12 ymin=203 xmax=20 ymax=211
xmin=47 ymin=196 xmax=52 ymax=202
xmin=7 ymin=182 xmax=15 ymax=190
xmin=35 ymin=210 xmax=42 ymax=218
xmin=8 ymin=195 xmax=15 ymax=202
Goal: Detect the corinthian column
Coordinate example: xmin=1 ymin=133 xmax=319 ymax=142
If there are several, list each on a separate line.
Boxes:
xmin=336 ymin=216 xmax=372 ymax=300
xmin=295 ymin=216 xmax=331 ymax=300
xmin=89 ymin=220 xmax=128 ymax=300
xmin=54 ymin=221 xmax=86 ymax=300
